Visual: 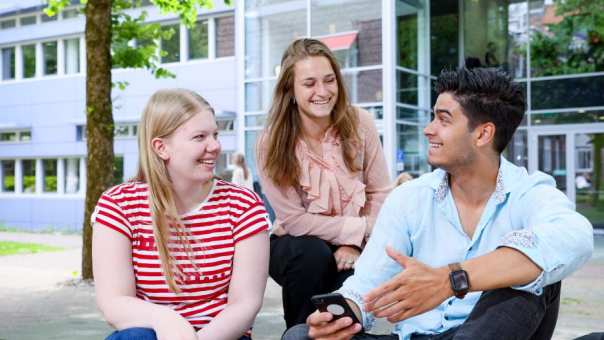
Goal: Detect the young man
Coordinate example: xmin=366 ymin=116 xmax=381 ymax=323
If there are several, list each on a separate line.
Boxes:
xmin=283 ymin=67 xmax=594 ymax=340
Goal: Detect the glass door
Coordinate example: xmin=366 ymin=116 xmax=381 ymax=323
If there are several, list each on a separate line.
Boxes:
xmin=537 ymin=134 xmax=567 ymax=193
xmin=574 ymin=133 xmax=604 ymax=229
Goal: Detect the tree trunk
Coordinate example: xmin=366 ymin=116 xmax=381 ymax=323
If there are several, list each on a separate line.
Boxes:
xmin=82 ymin=0 xmax=114 ymax=280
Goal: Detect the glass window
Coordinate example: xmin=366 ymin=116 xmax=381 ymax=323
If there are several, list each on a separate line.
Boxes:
xmin=112 ymin=156 xmax=124 ymax=185
xmin=244 ymin=114 xmax=267 ymax=127
xmin=0 ymin=132 xmax=17 ymax=142
xmin=217 ymin=119 xmax=235 ymax=131
xmin=41 ymin=13 xmax=57 ymax=23
xmin=430 ymin=0 xmax=459 ymax=75
xmin=1 ymin=160 xmax=15 ymax=192
xmin=245 ymin=2 xmax=306 ymax=79
xmin=396 ymin=123 xmax=430 ymax=175
xmin=531 ymin=110 xmax=604 ymax=126
xmin=22 ymin=159 xmax=36 ymax=193
xmin=531 ymin=75 xmax=604 ymax=111
xmin=19 ymin=130 xmax=31 ymax=141
xmin=114 ymin=124 xmax=130 ymax=138
xmin=397 ymin=1 xmax=419 ymax=70
xmin=43 ymin=159 xmax=57 ymax=192
xmin=504 ymin=128 xmax=527 ymax=168
xmin=64 ymin=38 xmax=80 ymax=74
xmin=43 ymin=41 xmax=58 ymax=75
xmin=2 ymin=47 xmax=15 ymax=80
xmin=397 ymin=106 xmax=430 ymax=124
xmin=0 ymin=19 xmax=16 ymax=29
xmin=76 ymin=125 xmax=86 ymax=141
xmin=245 ymin=80 xmax=275 ymax=112
xmin=343 ymin=69 xmax=383 ymax=104
xmin=529 ymin=0 xmax=603 ymax=77
xmin=20 ymin=15 xmax=37 ymax=26
xmin=160 ymin=24 xmax=180 ymax=63
xmin=188 ymin=19 xmax=209 ymax=60
xmin=397 ymin=71 xmax=430 ymax=106
xmin=311 ymin=0 xmax=381 ymax=67
xmin=22 ymin=44 xmax=36 ymax=78
xmin=62 ymin=9 xmax=79 ymax=19
xmin=63 ymin=158 xmax=80 ymax=194
xmin=216 ymin=15 xmax=235 ymax=57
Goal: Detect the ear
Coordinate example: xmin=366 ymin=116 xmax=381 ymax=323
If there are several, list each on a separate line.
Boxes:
xmin=151 ymin=137 xmax=170 ymax=161
xmin=474 ymin=122 xmax=496 ymax=148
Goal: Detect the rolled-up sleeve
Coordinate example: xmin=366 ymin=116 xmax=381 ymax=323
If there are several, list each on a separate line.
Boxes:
xmin=499 ymin=173 xmax=593 ymax=295
xmin=338 ymin=186 xmax=412 ymax=329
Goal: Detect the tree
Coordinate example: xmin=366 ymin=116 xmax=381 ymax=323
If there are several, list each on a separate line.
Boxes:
xmin=45 ymin=0 xmax=230 ymax=280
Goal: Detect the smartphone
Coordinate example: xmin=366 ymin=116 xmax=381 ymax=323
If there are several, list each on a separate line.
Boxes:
xmin=311 ymin=293 xmax=363 ymax=329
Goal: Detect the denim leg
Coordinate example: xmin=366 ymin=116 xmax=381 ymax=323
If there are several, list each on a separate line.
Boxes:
xmin=105 ymin=327 xmax=157 ymax=340
xmin=453 ymin=281 xmax=561 ymax=340
xmin=281 ymin=324 xmax=397 ymax=340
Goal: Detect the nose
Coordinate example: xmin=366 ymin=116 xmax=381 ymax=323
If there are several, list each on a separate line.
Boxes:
xmin=207 ymin=135 xmax=221 ymax=153
xmin=316 ymin=82 xmax=329 ymax=96
xmin=423 ymin=119 xmax=435 ymax=137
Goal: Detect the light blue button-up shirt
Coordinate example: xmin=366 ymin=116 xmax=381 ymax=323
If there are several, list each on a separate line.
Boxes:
xmin=338 ymin=157 xmax=593 ymax=340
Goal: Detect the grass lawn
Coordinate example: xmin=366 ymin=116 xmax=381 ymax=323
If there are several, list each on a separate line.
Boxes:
xmin=0 ymin=241 xmax=63 ymax=256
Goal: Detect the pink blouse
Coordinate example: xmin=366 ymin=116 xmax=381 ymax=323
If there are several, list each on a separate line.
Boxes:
xmin=256 ymin=108 xmax=391 ymax=247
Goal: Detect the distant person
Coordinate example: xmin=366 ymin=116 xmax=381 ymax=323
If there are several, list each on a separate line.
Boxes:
xmin=231 ymin=152 xmax=254 ymax=190
xmin=285 ymin=68 xmax=593 ymax=340
xmin=92 ymin=89 xmax=270 ymax=340
xmin=256 ymin=38 xmax=391 ymax=331
xmin=484 ymin=42 xmax=500 ymax=67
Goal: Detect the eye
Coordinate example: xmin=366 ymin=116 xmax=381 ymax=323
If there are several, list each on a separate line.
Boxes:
xmin=325 ymin=77 xmax=336 ymax=83
xmin=193 ymin=134 xmax=206 ymax=140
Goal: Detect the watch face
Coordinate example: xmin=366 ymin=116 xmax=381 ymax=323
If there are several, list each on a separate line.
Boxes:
xmin=451 ymin=270 xmax=469 ymax=290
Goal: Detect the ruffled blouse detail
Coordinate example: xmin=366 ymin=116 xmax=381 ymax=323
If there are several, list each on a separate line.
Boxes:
xmin=296 ymin=128 xmax=366 ymax=217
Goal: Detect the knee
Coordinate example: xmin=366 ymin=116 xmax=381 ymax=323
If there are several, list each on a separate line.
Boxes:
xmin=282 ymin=324 xmax=310 ymax=340
xmin=105 ymin=328 xmax=157 ymax=340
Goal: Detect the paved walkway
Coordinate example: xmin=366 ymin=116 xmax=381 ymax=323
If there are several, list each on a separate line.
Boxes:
xmin=0 ymin=232 xmax=602 ymax=340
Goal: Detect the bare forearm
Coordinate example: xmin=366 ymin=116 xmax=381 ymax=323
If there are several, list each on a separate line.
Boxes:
xmin=462 ymin=247 xmax=542 ymax=292
xmin=98 ymin=295 xmax=177 ymax=330
xmin=196 ymin=298 xmax=262 ymax=340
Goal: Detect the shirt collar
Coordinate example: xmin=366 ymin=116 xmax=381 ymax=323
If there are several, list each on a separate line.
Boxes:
xmin=432 ymin=155 xmax=511 ymax=204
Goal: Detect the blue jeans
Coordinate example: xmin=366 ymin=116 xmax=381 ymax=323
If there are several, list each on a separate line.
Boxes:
xmin=282 ymin=282 xmax=561 ymax=340
xmin=106 ymin=327 xmax=253 ymax=340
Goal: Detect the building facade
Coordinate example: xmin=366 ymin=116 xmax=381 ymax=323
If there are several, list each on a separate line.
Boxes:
xmin=1 ymin=0 xmax=603 ymax=230
xmin=0 ymin=2 xmax=237 ymax=230
xmin=238 ymin=0 xmax=604 ymax=229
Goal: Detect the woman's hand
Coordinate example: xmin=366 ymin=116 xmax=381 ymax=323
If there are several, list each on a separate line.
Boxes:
xmin=152 ymin=308 xmax=197 ymax=340
xmin=333 ymin=246 xmax=361 ymax=271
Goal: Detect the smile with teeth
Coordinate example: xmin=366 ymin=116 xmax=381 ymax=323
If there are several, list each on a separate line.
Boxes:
xmin=311 ymin=98 xmax=330 ymax=105
xmin=198 ymin=160 xmax=215 ymax=165
xmin=430 ymin=143 xmax=443 ymax=149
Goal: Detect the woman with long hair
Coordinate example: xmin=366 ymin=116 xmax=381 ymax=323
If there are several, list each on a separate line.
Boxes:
xmin=231 ymin=152 xmax=254 ymax=190
xmin=256 ymin=38 xmax=391 ymax=329
xmin=92 ymin=89 xmax=270 ymax=340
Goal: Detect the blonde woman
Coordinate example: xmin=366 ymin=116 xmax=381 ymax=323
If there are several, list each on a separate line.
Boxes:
xmin=231 ymin=153 xmax=254 ymax=190
xmin=92 ymin=89 xmax=270 ymax=340
xmin=256 ymin=38 xmax=391 ymax=329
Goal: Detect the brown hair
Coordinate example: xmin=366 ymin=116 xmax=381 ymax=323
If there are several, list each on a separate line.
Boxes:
xmin=135 ymin=88 xmax=215 ymax=292
xmin=232 ymin=152 xmax=249 ymax=180
xmin=262 ymin=38 xmax=360 ymax=187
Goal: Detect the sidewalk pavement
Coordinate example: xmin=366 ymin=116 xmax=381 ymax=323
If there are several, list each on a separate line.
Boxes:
xmin=0 ymin=232 xmax=602 ymax=340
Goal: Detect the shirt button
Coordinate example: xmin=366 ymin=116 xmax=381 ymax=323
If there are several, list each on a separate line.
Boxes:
xmin=444 ymin=315 xmax=449 ymax=321
xmin=448 ymin=300 xmax=453 ymax=305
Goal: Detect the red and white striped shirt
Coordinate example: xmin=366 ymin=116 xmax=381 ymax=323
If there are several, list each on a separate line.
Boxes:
xmin=92 ymin=179 xmax=270 ymax=330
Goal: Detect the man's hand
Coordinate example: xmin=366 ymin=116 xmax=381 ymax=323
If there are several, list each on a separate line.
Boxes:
xmin=363 ymin=246 xmax=453 ymax=322
xmin=333 ymin=246 xmax=361 ymax=272
xmin=307 ymin=310 xmax=362 ymax=340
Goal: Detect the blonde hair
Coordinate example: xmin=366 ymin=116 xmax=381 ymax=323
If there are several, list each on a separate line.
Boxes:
xmin=262 ymin=38 xmax=360 ymax=187
xmin=135 ymin=88 xmax=215 ymax=292
xmin=232 ymin=153 xmax=249 ymax=180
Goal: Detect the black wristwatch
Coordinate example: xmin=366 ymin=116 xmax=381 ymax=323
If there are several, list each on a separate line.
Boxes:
xmin=448 ymin=262 xmax=470 ymax=299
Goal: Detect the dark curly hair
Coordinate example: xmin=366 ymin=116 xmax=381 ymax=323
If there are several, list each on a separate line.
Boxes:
xmin=434 ymin=67 xmax=526 ymax=153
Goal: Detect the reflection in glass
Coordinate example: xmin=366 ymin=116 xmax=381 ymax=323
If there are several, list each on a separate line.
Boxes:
xmin=189 ymin=20 xmax=209 ymax=60
xmin=396 ymin=123 xmax=429 ymax=175
xmin=397 ymin=71 xmax=430 ymax=106
xmin=575 ymin=133 xmax=604 ymax=228
xmin=538 ymin=134 xmax=566 ymax=193
xmin=216 ymin=15 xmax=235 ymax=58
xmin=531 ymin=75 xmax=604 ymax=110
xmin=64 ymin=158 xmax=80 ymax=194
xmin=529 ymin=0 xmax=604 ymax=77
xmin=531 ymin=110 xmax=604 ymax=126
xmin=22 ymin=160 xmax=36 ymax=193
xmin=22 ymin=44 xmax=36 ymax=78
xmin=245 ymin=115 xmax=267 ymax=127
xmin=161 ymin=24 xmax=180 ymax=63
xmin=43 ymin=159 xmax=57 ymax=192
xmin=430 ymin=0 xmax=458 ymax=75
xmin=2 ymin=47 xmax=15 ymax=80
xmin=397 ymin=1 xmax=419 ymax=69
xmin=342 ymin=69 xmax=382 ymax=104
xmin=397 ymin=107 xmax=430 ymax=124
xmin=311 ymin=0 xmax=382 ymax=67
xmin=504 ymin=128 xmax=527 ymax=168
xmin=245 ymin=2 xmax=306 ymax=79
xmin=43 ymin=41 xmax=58 ymax=75
xmin=245 ymin=80 xmax=276 ymax=112
xmin=1 ymin=160 xmax=15 ymax=192
xmin=64 ymin=38 xmax=80 ymax=74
